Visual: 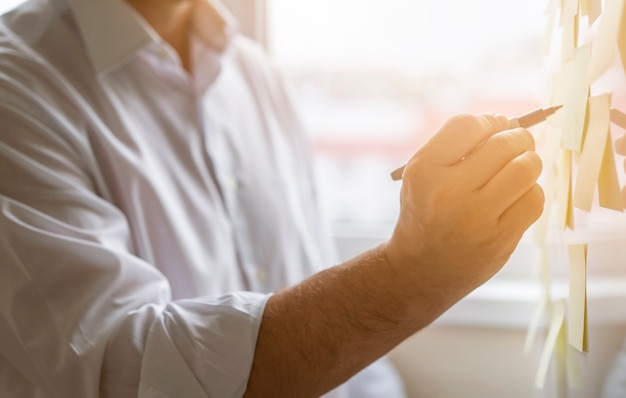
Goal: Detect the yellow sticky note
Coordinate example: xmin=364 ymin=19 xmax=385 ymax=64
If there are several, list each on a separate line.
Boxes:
xmin=573 ymin=93 xmax=612 ymax=211
xmin=566 ymin=344 xmax=584 ymax=389
xmin=555 ymin=318 xmax=568 ymax=396
xmin=550 ymin=62 xmax=574 ymax=115
xmin=561 ymin=0 xmax=579 ymax=26
xmin=598 ymin=131 xmax=624 ymax=211
xmin=558 ymin=149 xmax=575 ymax=230
xmin=525 ymin=296 xmax=547 ymax=354
xmin=589 ymin=0 xmax=626 ymax=82
xmin=568 ymin=244 xmax=588 ymax=352
xmin=562 ymin=43 xmax=591 ymax=151
xmin=580 ymin=0 xmax=603 ymax=25
xmin=561 ymin=16 xmax=579 ymax=61
xmin=619 ymin=3 xmax=626 ymax=75
xmin=534 ymin=124 xmax=564 ymax=242
xmin=535 ymin=299 xmax=566 ymax=388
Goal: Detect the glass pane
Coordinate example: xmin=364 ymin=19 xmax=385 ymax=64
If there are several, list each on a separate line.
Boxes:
xmin=0 ymin=0 xmax=24 ymax=14
xmin=268 ymin=0 xmax=547 ymax=228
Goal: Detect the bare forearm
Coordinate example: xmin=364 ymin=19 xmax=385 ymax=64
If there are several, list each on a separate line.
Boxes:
xmin=244 ymin=244 xmax=454 ymax=398
xmin=244 ymin=114 xmax=544 ymax=397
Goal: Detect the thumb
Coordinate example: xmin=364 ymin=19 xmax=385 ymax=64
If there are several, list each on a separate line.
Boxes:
xmin=419 ymin=114 xmax=510 ymax=166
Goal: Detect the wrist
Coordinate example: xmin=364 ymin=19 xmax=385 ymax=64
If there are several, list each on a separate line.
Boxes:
xmin=380 ymin=240 xmax=469 ymax=326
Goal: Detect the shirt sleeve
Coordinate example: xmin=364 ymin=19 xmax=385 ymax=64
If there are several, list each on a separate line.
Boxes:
xmin=0 ymin=94 xmax=268 ymax=397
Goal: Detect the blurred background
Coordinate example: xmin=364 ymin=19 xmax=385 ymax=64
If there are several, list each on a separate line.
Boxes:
xmin=266 ymin=0 xmax=547 ymax=231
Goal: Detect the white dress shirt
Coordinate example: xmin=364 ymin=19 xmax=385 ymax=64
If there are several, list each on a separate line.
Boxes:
xmin=0 ymin=0 xmax=405 ymax=396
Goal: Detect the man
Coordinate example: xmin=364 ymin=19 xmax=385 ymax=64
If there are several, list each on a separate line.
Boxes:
xmin=0 ymin=0 xmax=544 ymax=396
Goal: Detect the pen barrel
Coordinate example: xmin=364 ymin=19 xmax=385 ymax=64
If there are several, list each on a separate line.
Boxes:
xmin=509 ymin=112 xmax=544 ymax=129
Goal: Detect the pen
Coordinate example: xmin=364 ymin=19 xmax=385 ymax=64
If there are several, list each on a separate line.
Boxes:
xmin=390 ymin=105 xmax=563 ymax=181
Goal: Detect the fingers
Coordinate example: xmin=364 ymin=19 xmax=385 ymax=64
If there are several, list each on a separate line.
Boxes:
xmin=480 ymin=150 xmax=543 ymax=217
xmin=419 ymin=114 xmax=510 ymax=166
xmin=498 ymin=183 xmax=545 ymax=238
xmin=458 ymin=127 xmax=535 ymax=189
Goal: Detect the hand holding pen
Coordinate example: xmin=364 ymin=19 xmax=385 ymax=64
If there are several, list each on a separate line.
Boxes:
xmin=385 ymin=113 xmax=544 ymax=300
xmin=390 ymin=105 xmax=563 ymax=181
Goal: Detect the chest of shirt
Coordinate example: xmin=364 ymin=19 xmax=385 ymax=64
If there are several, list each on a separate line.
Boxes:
xmin=80 ymin=48 xmax=323 ymax=297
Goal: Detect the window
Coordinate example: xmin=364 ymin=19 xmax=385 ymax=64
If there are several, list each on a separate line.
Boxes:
xmin=266 ymin=0 xmax=547 ymax=229
xmin=263 ymin=1 xmax=626 ymax=298
xmin=0 ymin=0 xmax=22 ymax=13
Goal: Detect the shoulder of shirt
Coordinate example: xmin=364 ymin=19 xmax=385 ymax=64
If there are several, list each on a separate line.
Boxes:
xmin=0 ymin=0 xmax=79 ymax=104
xmin=0 ymin=1 xmax=90 ymax=150
xmin=226 ymin=33 xmax=285 ymax=86
xmin=0 ymin=0 xmax=68 ymax=90
xmin=0 ymin=0 xmax=61 ymax=46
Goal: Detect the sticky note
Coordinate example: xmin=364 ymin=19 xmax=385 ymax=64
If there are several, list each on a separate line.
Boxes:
xmin=580 ymin=0 xmax=603 ymax=25
xmin=525 ymin=297 xmax=548 ymax=354
xmin=557 ymin=149 xmax=575 ymax=230
xmin=598 ymin=131 xmax=624 ymax=211
xmin=588 ymin=0 xmax=626 ymax=82
xmin=573 ymin=93 xmax=612 ymax=211
xmin=535 ymin=299 xmax=566 ymax=388
xmin=561 ymin=16 xmax=579 ymax=61
xmin=617 ymin=5 xmax=626 ymax=73
xmin=560 ymin=0 xmax=579 ymax=26
xmin=561 ymin=43 xmax=591 ymax=151
xmin=555 ymin=320 xmax=568 ymax=395
xmin=566 ymin=344 xmax=584 ymax=389
xmin=568 ymin=244 xmax=588 ymax=352
xmin=534 ymin=124 xmax=564 ymax=242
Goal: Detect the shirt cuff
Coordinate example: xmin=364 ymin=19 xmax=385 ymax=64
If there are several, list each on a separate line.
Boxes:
xmin=138 ymin=292 xmax=270 ymax=398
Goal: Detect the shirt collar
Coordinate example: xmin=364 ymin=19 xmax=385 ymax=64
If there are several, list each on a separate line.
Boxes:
xmin=67 ymin=0 xmax=236 ymax=75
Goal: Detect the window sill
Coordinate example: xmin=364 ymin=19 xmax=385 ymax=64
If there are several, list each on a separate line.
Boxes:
xmin=438 ymin=277 xmax=626 ymax=329
xmin=331 ymin=220 xmax=626 ymax=330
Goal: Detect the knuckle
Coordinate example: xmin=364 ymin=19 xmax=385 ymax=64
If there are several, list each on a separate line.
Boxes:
xmin=514 ymin=151 xmax=542 ymax=180
xmin=445 ymin=114 xmax=483 ymax=135
xmin=529 ymin=184 xmax=545 ymax=215
xmin=494 ymin=129 xmax=534 ymax=154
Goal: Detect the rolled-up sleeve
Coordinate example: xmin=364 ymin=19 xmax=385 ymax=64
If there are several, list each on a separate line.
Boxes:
xmin=0 ymin=97 xmax=269 ymax=397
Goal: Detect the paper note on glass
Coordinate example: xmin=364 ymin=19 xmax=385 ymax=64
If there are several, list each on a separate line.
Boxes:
xmin=589 ymin=0 xmax=626 ymax=82
xmin=619 ymin=4 xmax=626 ymax=74
xmin=580 ymin=0 xmax=603 ymax=25
xmin=566 ymin=341 xmax=584 ymax=389
xmin=558 ymin=149 xmax=575 ymax=230
xmin=568 ymin=244 xmax=588 ymax=352
xmin=573 ymin=93 xmax=612 ymax=211
xmin=535 ymin=299 xmax=566 ymax=388
xmin=598 ymin=131 xmax=624 ymax=211
xmin=525 ymin=298 xmax=547 ymax=354
xmin=562 ymin=43 xmax=591 ymax=151
xmin=562 ymin=16 xmax=579 ymax=61
xmin=560 ymin=0 xmax=579 ymax=26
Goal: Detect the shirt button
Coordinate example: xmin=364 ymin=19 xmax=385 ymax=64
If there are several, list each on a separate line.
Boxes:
xmin=225 ymin=175 xmax=239 ymax=191
xmin=257 ymin=270 xmax=267 ymax=283
xmin=157 ymin=48 xmax=170 ymax=60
